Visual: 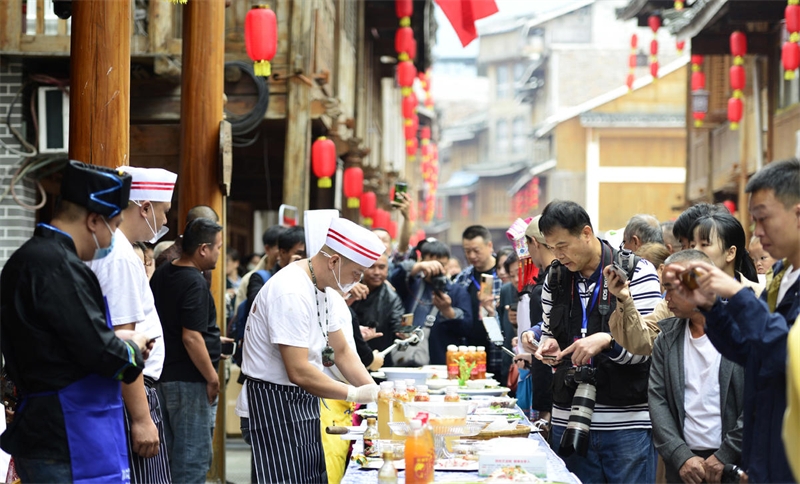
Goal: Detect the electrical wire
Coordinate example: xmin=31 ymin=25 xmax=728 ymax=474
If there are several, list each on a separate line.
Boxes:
xmin=224 ymin=61 xmax=269 ymax=146
xmin=1 ymin=85 xmax=37 ymax=157
xmin=0 ymin=154 xmax=66 ymax=209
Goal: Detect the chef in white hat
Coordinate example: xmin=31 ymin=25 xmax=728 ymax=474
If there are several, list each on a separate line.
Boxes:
xmin=87 ymin=165 xmax=177 ymax=484
xmin=241 ymin=214 xmax=384 ymax=484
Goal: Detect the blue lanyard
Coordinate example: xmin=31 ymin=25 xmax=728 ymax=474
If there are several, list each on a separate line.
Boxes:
xmin=37 ymin=223 xmax=73 ymax=240
xmin=470 ymin=268 xmax=496 ymax=291
xmin=579 ymin=279 xmax=602 ymax=338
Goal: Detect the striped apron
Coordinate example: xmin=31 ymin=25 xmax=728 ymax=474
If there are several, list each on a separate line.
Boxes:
xmin=247 ymin=378 xmax=327 ymax=484
xmin=123 ymin=376 xmax=171 ymax=484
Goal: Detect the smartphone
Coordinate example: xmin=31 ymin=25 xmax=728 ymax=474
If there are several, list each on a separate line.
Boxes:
xmin=609 ymin=263 xmax=629 ymax=284
xmin=540 ymin=354 xmax=558 ymax=361
xmin=480 ymin=274 xmax=494 ymax=299
xmin=221 ymin=341 xmax=236 ymax=356
xmin=393 ymin=182 xmax=408 ymax=203
xmin=147 ymin=335 xmax=161 ymax=344
xmin=401 ymin=313 xmax=414 ymax=327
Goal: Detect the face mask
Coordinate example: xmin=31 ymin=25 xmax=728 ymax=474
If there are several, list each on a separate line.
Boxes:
xmin=92 ymin=218 xmax=116 ymax=260
xmin=322 ymin=251 xmax=360 ymax=295
xmin=134 ymin=201 xmax=169 ymax=244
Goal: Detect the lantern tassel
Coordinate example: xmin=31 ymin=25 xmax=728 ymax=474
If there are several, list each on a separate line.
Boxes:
xmin=347 ymin=197 xmax=360 ymax=209
xmin=318 ymin=177 xmax=332 ymax=189
xmin=363 ymin=217 xmax=373 ymax=226
xmin=254 ymin=60 xmax=272 ymax=77
xmin=730 ymin=122 xmax=739 ymax=130
xmin=694 ymin=119 xmax=704 ymax=128
xmin=786 ymin=70 xmax=797 ymax=81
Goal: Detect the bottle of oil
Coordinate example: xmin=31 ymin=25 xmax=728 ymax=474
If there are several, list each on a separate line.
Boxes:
xmin=377 ymin=450 xmax=398 ymax=484
xmin=377 ymin=381 xmax=394 ymax=440
xmin=363 ymin=417 xmax=379 ymax=457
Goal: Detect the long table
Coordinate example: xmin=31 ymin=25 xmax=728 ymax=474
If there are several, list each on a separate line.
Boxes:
xmin=340 ymin=430 xmax=580 ymax=483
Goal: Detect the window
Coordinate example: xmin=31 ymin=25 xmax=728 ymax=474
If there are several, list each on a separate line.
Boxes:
xmin=496 ymin=119 xmax=509 ymax=154
xmin=514 ymin=63 xmax=525 ymax=83
xmin=496 ymin=65 xmax=509 ymax=99
xmin=512 ymin=117 xmax=526 ymax=154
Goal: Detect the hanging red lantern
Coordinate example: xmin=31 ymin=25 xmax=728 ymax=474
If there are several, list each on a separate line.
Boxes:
xmin=373 ymin=209 xmax=391 ymax=230
xmin=402 ymin=92 xmax=417 ymax=118
xmin=343 ymin=167 xmax=364 ymax=208
xmin=626 ymin=73 xmax=635 ymax=90
xmin=728 ymin=97 xmax=743 ymax=130
xmin=723 ymin=200 xmax=737 ymax=214
xmin=360 ymin=191 xmax=377 ymax=225
xmin=628 ymin=54 xmax=637 ymax=69
xmin=406 ymin=137 xmax=418 ymax=158
xmin=395 ymin=26 xmax=415 ymax=61
xmin=788 ymin=3 xmax=800 ymax=33
xmin=630 ymin=33 xmax=638 ymax=49
xmin=311 ymin=137 xmax=336 ymax=188
xmin=730 ymin=64 xmax=746 ymax=96
xmin=650 ymin=39 xmax=658 ymax=56
xmin=693 ymin=111 xmax=706 ymax=125
xmin=397 ymin=61 xmax=417 ymax=90
xmin=691 ymin=71 xmax=706 ymax=91
xmin=424 ymin=94 xmax=434 ymax=109
xmin=396 ymin=0 xmax=413 ymax=20
xmin=730 ymin=31 xmax=747 ymax=60
xmin=648 ymin=14 xmax=661 ymax=32
xmin=691 ymin=54 xmax=704 ymax=65
xmin=676 ymin=40 xmax=685 ymax=54
xmin=784 ymin=41 xmax=800 ymax=79
xmin=404 ymin=118 xmax=416 ymax=140
xmin=420 ymin=126 xmax=431 ymax=140
xmin=650 ymin=61 xmax=659 ymax=78
xmin=691 ymin=55 xmax=707 ymax=127
xmin=626 ymin=34 xmax=637 ymax=91
xmin=245 ymin=5 xmax=278 ymax=77
xmin=648 ymin=15 xmax=660 ymax=80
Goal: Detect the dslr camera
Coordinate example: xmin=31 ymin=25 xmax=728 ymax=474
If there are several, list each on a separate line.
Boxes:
xmin=431 ymin=275 xmax=449 ymax=293
xmin=558 ymin=365 xmax=597 ymax=458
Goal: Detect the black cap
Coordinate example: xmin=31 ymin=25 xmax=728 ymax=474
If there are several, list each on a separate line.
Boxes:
xmin=60 ymin=160 xmax=132 ymax=218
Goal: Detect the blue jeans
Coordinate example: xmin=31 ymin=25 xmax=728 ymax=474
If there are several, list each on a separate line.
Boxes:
xmin=157 ymin=381 xmax=212 ymax=484
xmin=550 ymin=424 xmax=657 ymax=484
xmin=14 ymin=457 xmax=73 ymax=483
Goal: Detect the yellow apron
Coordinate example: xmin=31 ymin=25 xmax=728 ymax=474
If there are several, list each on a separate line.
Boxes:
xmin=784 ymin=316 xmax=800 ymax=481
xmin=320 ymin=399 xmax=355 ymax=484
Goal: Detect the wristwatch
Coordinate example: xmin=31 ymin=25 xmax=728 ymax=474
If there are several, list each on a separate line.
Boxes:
xmin=606 ymin=334 xmax=615 ymax=351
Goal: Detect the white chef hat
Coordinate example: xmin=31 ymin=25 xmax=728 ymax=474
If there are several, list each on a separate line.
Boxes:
xmin=325 ymin=217 xmax=385 ymax=268
xmin=118 ymin=166 xmax=177 ymax=202
xmin=305 ymin=209 xmax=340 ymax=256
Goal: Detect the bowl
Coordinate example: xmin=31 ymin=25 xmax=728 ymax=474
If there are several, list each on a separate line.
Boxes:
xmin=379 ymin=367 xmax=435 ymax=384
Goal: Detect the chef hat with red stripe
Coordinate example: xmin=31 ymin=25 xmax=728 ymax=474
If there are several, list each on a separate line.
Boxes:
xmin=325 ymin=217 xmax=385 ymax=268
xmin=118 ymin=166 xmax=177 ymax=202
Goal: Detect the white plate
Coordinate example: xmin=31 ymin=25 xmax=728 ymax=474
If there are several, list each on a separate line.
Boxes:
xmin=455 ymin=387 xmax=511 ymax=397
xmin=372 ymin=367 xmax=434 ymax=384
xmin=359 ymin=457 xmax=479 ymax=471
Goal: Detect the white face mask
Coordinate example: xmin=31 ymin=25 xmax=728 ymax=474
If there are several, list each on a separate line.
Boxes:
xmin=134 ymin=201 xmax=169 ymax=244
xmin=321 ymin=251 xmax=361 ymax=295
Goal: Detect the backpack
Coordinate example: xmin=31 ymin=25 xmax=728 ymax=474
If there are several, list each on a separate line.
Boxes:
xmin=229 ymin=269 xmax=270 ymax=366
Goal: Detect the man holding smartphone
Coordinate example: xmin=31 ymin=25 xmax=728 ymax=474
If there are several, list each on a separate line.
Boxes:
xmin=87 ymin=166 xmax=177 ymax=483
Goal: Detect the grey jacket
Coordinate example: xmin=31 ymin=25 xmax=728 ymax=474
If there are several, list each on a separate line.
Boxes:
xmin=648 ymin=317 xmax=745 ymax=473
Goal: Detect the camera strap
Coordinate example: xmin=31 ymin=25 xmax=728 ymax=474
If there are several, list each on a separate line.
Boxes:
xmin=576 ymin=245 xmax=610 ymax=337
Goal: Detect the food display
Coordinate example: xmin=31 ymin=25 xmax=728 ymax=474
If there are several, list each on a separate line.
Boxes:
xmin=487 ymin=466 xmax=544 ymax=482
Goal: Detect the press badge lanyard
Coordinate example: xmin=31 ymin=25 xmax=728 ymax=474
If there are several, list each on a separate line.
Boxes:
xmin=577 ymin=248 xmax=606 ymax=339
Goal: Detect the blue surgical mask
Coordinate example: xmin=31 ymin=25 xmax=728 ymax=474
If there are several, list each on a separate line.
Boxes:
xmin=92 ymin=218 xmax=116 ymax=260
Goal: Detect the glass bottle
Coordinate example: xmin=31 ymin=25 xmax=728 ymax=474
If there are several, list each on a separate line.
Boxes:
xmin=391 ymin=382 xmax=410 ymax=440
xmin=467 ymin=345 xmax=478 ymax=380
xmin=446 ymin=344 xmax=459 ymax=379
xmin=476 ymin=345 xmax=487 ymax=380
xmin=405 ymin=378 xmax=417 ymax=401
xmin=444 ymin=386 xmax=460 ymax=402
xmin=405 ymin=419 xmax=435 ymax=483
xmin=377 ymin=381 xmax=394 ymax=440
xmin=363 ymin=417 xmax=379 ymax=457
xmin=377 ymin=450 xmax=398 ymax=484
xmin=414 ymin=384 xmax=430 ymax=402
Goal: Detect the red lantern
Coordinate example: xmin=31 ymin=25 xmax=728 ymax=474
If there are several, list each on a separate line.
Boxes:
xmin=723 ymin=200 xmax=736 ymax=214
xmin=650 ymin=61 xmax=659 ymax=78
xmin=373 ymin=209 xmax=390 ymax=230
xmin=728 ymin=97 xmax=743 ymax=130
xmin=691 ymin=71 xmax=706 ymax=92
xmin=404 ymin=119 xmax=416 ymax=140
xmin=730 ymin=31 xmax=747 ymax=59
xmin=626 ymin=73 xmax=635 ymax=90
xmin=343 ymin=167 xmax=364 ymax=208
xmin=784 ymin=41 xmax=800 ymax=79
xmin=397 ymin=61 xmax=417 ymax=89
xmin=311 ymin=137 xmax=336 ymax=188
xmin=245 ymin=5 xmax=278 ymax=77
xmin=650 ymin=39 xmax=658 ymax=56
xmin=396 ymin=0 xmax=413 ymax=20
xmin=628 ymin=54 xmax=637 ymax=69
xmin=408 ymin=37 xmax=417 ymax=61
xmin=395 ymin=27 xmax=414 ymax=61
xmin=730 ymin=65 xmax=746 ymax=95
xmin=788 ymin=4 xmax=800 ymax=34
xmin=630 ymin=34 xmax=638 ymax=49
xmin=420 ymin=126 xmax=431 ymax=140
xmin=406 ymin=137 xmax=418 ymax=157
xmin=676 ymin=40 xmax=685 ymax=54
xmin=691 ymin=54 xmax=704 ymax=65
xmin=402 ymin=92 xmax=417 ymax=118
xmin=692 ymin=111 xmax=706 ymax=124
xmin=648 ymin=15 xmax=661 ymax=33
xmin=360 ymin=191 xmax=377 ymax=224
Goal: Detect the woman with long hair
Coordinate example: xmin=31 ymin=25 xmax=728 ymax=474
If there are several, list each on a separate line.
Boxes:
xmin=689 ymin=212 xmax=761 ymax=290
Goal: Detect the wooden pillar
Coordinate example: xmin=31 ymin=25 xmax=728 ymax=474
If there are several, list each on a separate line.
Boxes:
xmin=69 ymin=0 xmax=131 ymax=168
xmin=283 ymin=0 xmax=316 ymax=214
xmin=178 ymin=1 xmax=226 ymax=481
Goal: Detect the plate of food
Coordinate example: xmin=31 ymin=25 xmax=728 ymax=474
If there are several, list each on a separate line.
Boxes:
xmin=486 ymin=465 xmax=545 ymax=482
xmin=356 ymin=457 xmax=478 ymax=471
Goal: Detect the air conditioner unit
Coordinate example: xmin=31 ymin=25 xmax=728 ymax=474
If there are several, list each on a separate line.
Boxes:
xmin=37 ymin=87 xmax=69 ymax=153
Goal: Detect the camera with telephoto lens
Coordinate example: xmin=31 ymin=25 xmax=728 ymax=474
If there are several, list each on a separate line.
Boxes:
xmin=431 ymin=275 xmax=449 ymax=293
xmin=558 ymin=366 xmax=597 ymax=458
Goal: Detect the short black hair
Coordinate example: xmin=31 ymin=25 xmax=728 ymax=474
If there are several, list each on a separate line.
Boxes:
xmin=227 ymin=248 xmax=240 ymax=262
xmin=538 ymin=200 xmax=592 ymax=237
xmin=672 ymin=203 xmax=724 ymax=240
xmin=624 ymin=215 xmax=663 ymax=245
xmin=462 ymin=225 xmax=491 ymax=242
xmin=421 ymin=240 xmax=450 ymax=260
xmin=502 ymin=251 xmax=519 ymax=274
xmin=745 ymin=158 xmax=800 ymax=207
xmin=182 ymin=218 xmax=223 ymax=255
xmin=664 ymin=248 xmax=712 ymax=266
xmin=278 ymin=226 xmax=305 ymax=252
xmin=262 ymin=225 xmax=286 ymax=248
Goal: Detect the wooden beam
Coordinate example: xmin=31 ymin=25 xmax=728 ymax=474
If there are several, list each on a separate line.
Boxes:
xmin=282 ymin=0 xmax=316 ymax=214
xmin=1 ymin=0 xmax=23 ymax=51
xmin=691 ymin=31 xmax=775 ymax=56
xmin=148 ymin=0 xmax=172 ymax=54
xmin=36 ymin=0 xmax=44 ymax=34
xmin=69 ymin=0 xmax=131 ymax=168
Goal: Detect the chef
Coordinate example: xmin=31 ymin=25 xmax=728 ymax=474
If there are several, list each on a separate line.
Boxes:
xmin=0 ymin=160 xmax=152 ymax=483
xmin=241 ymin=216 xmax=383 ymax=483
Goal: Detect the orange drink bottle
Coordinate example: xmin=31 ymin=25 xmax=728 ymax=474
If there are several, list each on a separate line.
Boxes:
xmin=377 ymin=381 xmax=394 ymax=439
xmin=446 ymin=345 xmax=459 ymax=379
xmin=476 ymin=345 xmax=487 ymax=379
xmin=405 ymin=419 xmax=435 ymax=483
xmin=467 ymin=346 xmax=477 ymax=380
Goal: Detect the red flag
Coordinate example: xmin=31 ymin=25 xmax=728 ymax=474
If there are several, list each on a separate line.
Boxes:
xmin=435 ymin=0 xmax=499 ymax=47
